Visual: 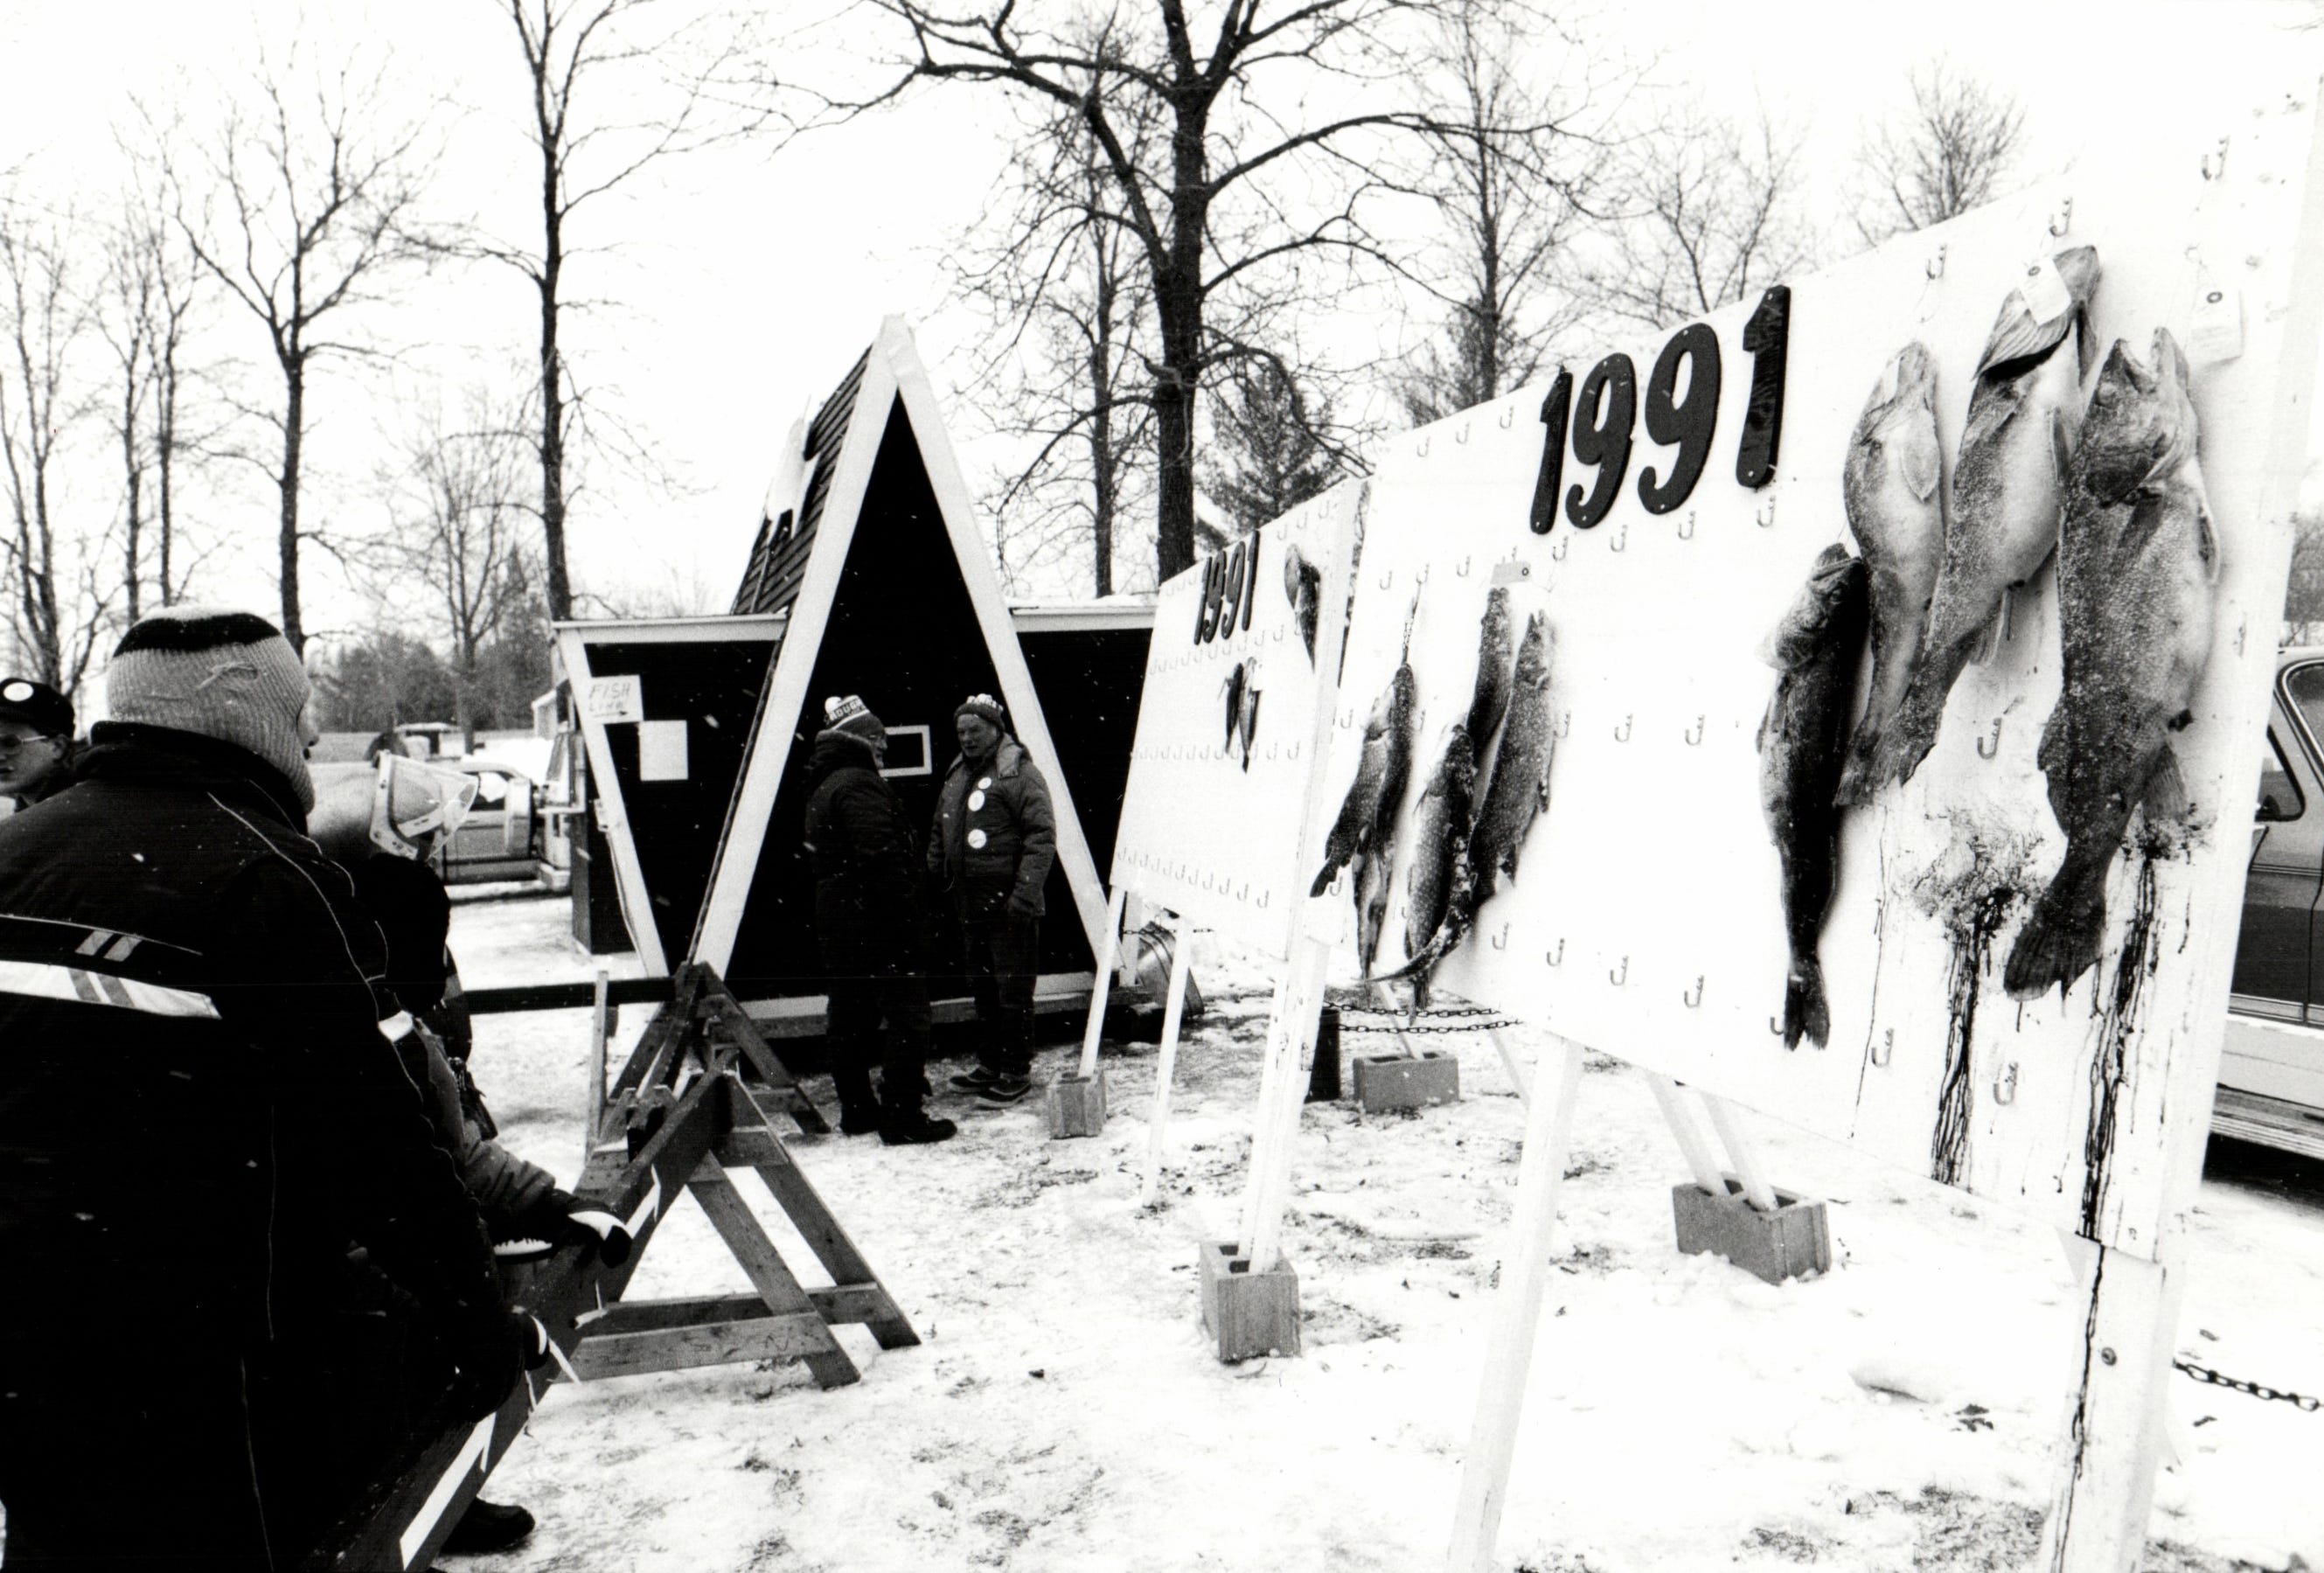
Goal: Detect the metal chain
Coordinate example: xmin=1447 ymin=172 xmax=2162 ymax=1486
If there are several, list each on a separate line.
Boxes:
xmin=2173 ymin=1357 xmax=2322 ymax=1412
xmin=1336 ymin=1006 xmax=1518 ymax=1037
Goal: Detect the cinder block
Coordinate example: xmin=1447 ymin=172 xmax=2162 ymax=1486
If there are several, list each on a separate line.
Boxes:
xmin=1352 ymin=1051 xmax=1459 ymax=1112
xmin=1046 ymin=1070 xmax=1107 ymax=1138
xmin=1196 ymin=1240 xmax=1301 ymax=1362
xmin=1671 ymin=1177 xmax=1831 ymax=1285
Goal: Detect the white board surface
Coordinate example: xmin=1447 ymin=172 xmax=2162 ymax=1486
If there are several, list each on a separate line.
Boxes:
xmin=1111 ymin=481 xmax=1362 ymax=958
xmin=1308 ymin=83 xmax=2324 ymax=1255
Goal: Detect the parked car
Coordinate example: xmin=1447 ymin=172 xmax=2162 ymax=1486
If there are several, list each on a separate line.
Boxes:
xmin=437 ymin=758 xmax=546 ymax=886
xmin=2223 ymin=648 xmax=2324 ymax=1157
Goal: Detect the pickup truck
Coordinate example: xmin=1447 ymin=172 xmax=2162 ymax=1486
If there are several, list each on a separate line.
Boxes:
xmin=2224 ymin=647 xmax=2324 ymax=1158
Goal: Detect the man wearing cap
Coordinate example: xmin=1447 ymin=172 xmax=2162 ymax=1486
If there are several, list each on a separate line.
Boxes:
xmin=928 ymin=693 xmax=1056 ymax=1105
xmin=802 ymin=694 xmax=956 ymax=1145
xmin=0 ymin=676 xmax=76 ymax=809
xmin=0 ymin=607 xmax=531 ymax=1568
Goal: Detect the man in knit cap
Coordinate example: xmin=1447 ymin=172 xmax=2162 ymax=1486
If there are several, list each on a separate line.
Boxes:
xmin=0 ymin=607 xmax=530 ymax=1568
xmin=802 ymin=694 xmax=955 ymax=1144
xmin=0 ymin=675 xmax=78 ymax=809
xmin=928 ymin=692 xmax=1056 ymax=1105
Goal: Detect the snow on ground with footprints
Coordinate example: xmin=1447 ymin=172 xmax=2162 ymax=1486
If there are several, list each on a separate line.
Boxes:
xmin=442 ymin=893 xmax=2324 ymax=1573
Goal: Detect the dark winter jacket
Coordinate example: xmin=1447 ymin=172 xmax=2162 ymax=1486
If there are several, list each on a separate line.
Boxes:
xmin=928 ymin=737 xmax=1057 ymax=915
xmin=803 ymin=732 xmax=929 ymax=971
xmin=0 ymin=725 xmax=506 ymax=1363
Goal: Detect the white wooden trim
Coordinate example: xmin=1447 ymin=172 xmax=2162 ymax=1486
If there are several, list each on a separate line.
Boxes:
xmin=1240 ymin=933 xmax=1332 ymax=1275
xmin=1445 ymin=1034 xmax=1589 ymax=1573
xmin=1641 ymin=1073 xmax=1726 ymax=1196
xmin=1701 ymin=1094 xmax=1779 ymax=1213
xmin=550 ymin=615 xmax=786 ymax=642
xmin=1075 ymin=885 xmax=1129 ymax=1080
xmin=1011 ymin=603 xmax=1158 ymax=635
xmin=555 ymin=626 xmax=668 ymax=975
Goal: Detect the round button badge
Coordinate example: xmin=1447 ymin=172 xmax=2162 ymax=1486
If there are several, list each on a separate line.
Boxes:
xmin=967 ymin=829 xmax=988 ymax=850
xmin=1 ymin=681 xmax=30 ymax=702
xmin=978 ymin=776 xmax=993 ymax=790
xmin=968 ymin=790 xmax=986 ymax=811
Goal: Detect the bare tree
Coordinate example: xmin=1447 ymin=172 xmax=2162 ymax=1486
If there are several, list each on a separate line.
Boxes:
xmin=807 ymin=0 xmax=1503 ymax=581
xmin=1392 ymin=0 xmax=1606 ymax=424
xmin=374 ymin=386 xmax=532 ymax=747
xmin=1854 ymin=59 xmax=2027 ymax=246
xmin=95 ymin=218 xmax=157 ymax=626
xmin=1574 ymin=101 xmax=1810 ymax=331
xmin=0 ymin=203 xmax=111 ymax=693
xmin=177 ymin=48 xmax=443 ymax=654
xmin=952 ymin=90 xmax=1162 ymax=596
xmin=1201 ymin=355 xmax=1346 ymax=534
xmin=484 ymin=0 xmax=764 ymax=622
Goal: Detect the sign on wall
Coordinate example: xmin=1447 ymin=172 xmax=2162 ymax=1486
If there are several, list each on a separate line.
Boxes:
xmin=1305 ymin=93 xmax=2324 ymax=1254
xmin=1111 ymin=480 xmax=1363 ymax=959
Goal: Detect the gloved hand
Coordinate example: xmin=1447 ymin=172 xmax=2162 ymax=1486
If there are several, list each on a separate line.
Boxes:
xmin=1005 ymin=891 xmax=1040 ymax=922
xmin=559 ymin=1207 xmax=634 ymax=1267
xmin=442 ymin=1307 xmax=534 ymax=1423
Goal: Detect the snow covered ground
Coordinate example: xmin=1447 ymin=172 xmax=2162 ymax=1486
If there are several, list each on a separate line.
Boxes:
xmin=445 ymin=896 xmax=2324 ymax=1572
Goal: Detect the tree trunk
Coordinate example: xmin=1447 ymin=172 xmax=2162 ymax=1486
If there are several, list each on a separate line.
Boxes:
xmin=538 ymin=157 xmax=573 ymax=620
xmin=278 ymin=359 xmax=305 ymax=653
xmin=156 ymin=357 xmax=175 ymax=606
xmin=122 ymin=370 xmax=143 ymax=624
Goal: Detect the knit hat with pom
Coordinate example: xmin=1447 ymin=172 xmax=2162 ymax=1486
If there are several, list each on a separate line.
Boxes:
xmin=954 ymin=693 xmax=1006 ymax=732
xmin=106 ymin=607 xmax=316 ymax=811
xmin=818 ymin=693 xmax=886 ymax=749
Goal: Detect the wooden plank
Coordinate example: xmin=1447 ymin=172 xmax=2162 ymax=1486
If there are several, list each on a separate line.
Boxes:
xmin=1486 ymin=1027 xmax=1533 ymax=1104
xmin=1242 ymin=933 xmax=1332 ymax=1275
xmin=749 ymin=1156 xmax=920 ymax=1351
xmin=1444 ymin=1034 xmax=1589 ymax=1573
xmin=571 ymin=1312 xmax=832 ymax=1382
xmin=700 ymin=977 xmax=831 ymax=1135
xmin=1138 ymin=915 xmax=1196 ymax=1208
xmin=584 ymin=970 xmax=610 ymax=1172
xmin=1700 ymin=1094 xmax=1778 ymax=1213
xmin=463 ymin=974 xmax=675 ymax=1017
xmin=582 ymin=1285 xmax=891 ymax=1337
xmin=1641 ymin=1074 xmax=1726 ymax=1196
xmin=1076 ymin=883 xmax=1130 ymax=1079
xmin=682 ymin=1159 xmax=859 ymax=1389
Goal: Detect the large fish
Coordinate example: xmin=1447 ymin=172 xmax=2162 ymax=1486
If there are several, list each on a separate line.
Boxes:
xmin=1759 ymin=544 xmax=1872 ymax=1048
xmin=1353 ymin=846 xmax=1392 ymax=973
xmin=1310 ymin=600 xmax=1419 ymax=897
xmin=1872 ymin=246 xmax=2102 ymax=790
xmin=2004 ymin=330 xmax=2216 ymax=1000
xmin=1402 ymin=723 xmax=1478 ymax=967
xmin=1834 ymin=344 xmax=1946 ymax=806
xmin=1465 ymin=587 xmax=1514 ymax=760
xmin=1284 ymin=545 xmax=1323 ymax=664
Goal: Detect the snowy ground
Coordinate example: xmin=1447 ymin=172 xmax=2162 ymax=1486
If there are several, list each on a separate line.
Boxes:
xmin=444 ymin=895 xmax=2324 ymax=1573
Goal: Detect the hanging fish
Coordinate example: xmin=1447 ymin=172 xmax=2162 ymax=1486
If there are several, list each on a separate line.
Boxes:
xmin=1222 ymin=660 xmax=1248 ymax=751
xmin=1465 ymin=587 xmax=1514 ymax=766
xmin=1235 ymin=678 xmax=1263 ymax=771
xmin=1284 ymin=545 xmax=1323 ymax=665
xmin=1402 ymin=723 xmax=1478 ymax=971
xmin=2005 ymin=330 xmax=2216 ymax=1000
xmin=1353 ymin=845 xmax=1392 ymax=973
xmin=1310 ymin=598 xmax=1420 ymax=897
xmin=1758 ymin=544 xmax=1872 ymax=1048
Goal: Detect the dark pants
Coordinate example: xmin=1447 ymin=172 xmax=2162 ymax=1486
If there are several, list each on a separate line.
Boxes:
xmin=958 ymin=887 xmax=1040 ymax=1077
xmin=825 ymin=963 xmax=934 ymax=1115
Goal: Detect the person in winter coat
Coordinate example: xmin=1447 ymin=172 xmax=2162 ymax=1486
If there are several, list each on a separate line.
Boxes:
xmin=0 ymin=608 xmax=531 ymax=1570
xmin=0 ymin=676 xmax=77 ymax=810
xmin=803 ymin=695 xmax=956 ymax=1145
xmin=927 ymin=693 xmax=1056 ymax=1105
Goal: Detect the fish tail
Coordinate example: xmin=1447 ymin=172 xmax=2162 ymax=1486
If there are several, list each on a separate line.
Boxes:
xmin=1782 ymin=954 xmax=1828 ymax=1048
xmin=2002 ymin=853 xmax=2109 ymax=1000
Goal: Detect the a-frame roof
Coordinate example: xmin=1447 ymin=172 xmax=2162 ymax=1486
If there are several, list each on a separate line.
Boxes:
xmin=692 ymin=317 xmax=1111 ymax=977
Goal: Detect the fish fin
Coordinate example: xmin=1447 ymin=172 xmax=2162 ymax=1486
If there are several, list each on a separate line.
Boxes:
xmin=1834 ymin=725 xmax=1881 ymax=806
xmin=2049 ymin=407 xmax=2073 ymax=486
xmin=2196 ymin=499 xmax=2221 ymax=586
xmin=1976 ymin=590 xmax=2012 ymax=665
xmin=1782 ymin=956 xmax=1828 ymax=1049
xmin=2002 ymin=881 xmax=2105 ymax=1001
xmin=1900 ymin=421 xmax=1941 ymax=504
xmin=2141 ymin=745 xmax=2189 ymax=829
xmin=1976 ymin=293 xmax=2077 ymax=375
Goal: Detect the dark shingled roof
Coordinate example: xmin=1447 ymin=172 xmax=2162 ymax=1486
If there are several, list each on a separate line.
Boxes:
xmin=731 ymin=348 xmax=870 ymax=617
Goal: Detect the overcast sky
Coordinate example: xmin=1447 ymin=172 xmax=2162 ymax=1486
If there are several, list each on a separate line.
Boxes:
xmin=1 ymin=0 xmax=2317 ymax=634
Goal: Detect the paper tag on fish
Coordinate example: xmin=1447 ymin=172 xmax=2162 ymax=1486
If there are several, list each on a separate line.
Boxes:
xmin=2017 ymin=255 xmax=2074 ymax=324
xmin=2188 ymin=276 xmax=2244 ymax=364
xmin=1490 ymin=560 xmax=1535 ymax=587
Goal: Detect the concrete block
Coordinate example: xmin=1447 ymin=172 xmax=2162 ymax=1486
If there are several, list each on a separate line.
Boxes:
xmin=1046 ymin=1070 xmax=1107 ymax=1138
xmin=1671 ymin=1177 xmax=1831 ymax=1285
xmin=1352 ymin=1050 xmax=1459 ymax=1113
xmin=1196 ymin=1240 xmax=1301 ymax=1362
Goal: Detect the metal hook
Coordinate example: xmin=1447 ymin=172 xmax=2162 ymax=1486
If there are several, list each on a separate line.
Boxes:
xmin=1489 ymin=922 xmax=1508 ymax=950
xmin=1976 ymin=716 xmax=2004 ymax=760
xmin=1609 ymin=521 xmax=1628 ymax=553
xmin=1553 ymin=711 xmax=1570 ymax=740
xmin=1683 ymin=715 xmax=1703 ymax=747
xmin=1769 ymin=1015 xmax=1786 ymax=1037
xmin=1925 ymin=244 xmax=1947 ymax=281
xmin=1257 ymin=890 xmax=1270 ymax=908
xmin=1677 ymin=512 xmax=1695 ymax=541
xmin=1609 ymin=956 xmax=1628 ymax=986
xmin=1415 ymin=560 xmax=1430 ymax=585
xmin=1757 ymin=496 xmax=1778 ymax=529
xmin=1545 ymin=937 xmax=1565 ymax=966
xmin=1550 ymin=534 xmax=1569 ymax=561
xmin=1456 ymin=554 xmax=1472 ymax=577
xmin=1871 ymin=1027 xmax=1894 ymax=1068
xmin=2202 ymin=136 xmax=2229 ymax=181
xmin=2049 ymin=197 xmax=2073 ymax=237
xmin=1288 ymin=741 xmax=1299 ymax=760
xmin=2237 ymin=619 xmax=2248 ymax=657
xmin=1498 ymin=406 xmax=1514 ymax=429
xmin=1237 ymin=881 xmax=1249 ymax=901
xmin=1378 ymin=568 xmax=1395 ymax=590
xmin=1682 ymin=976 xmax=1703 ymax=1009
xmin=1456 ymin=421 xmax=1471 ymax=445
xmin=1993 ymin=1061 xmax=2020 ymax=1105
xmin=1340 ymin=705 xmax=1358 ymax=729
xmin=1612 ymin=713 xmax=1632 ymax=743
xmin=1416 ymin=434 xmax=1431 ymax=457
xmin=1265 ymin=741 xmax=1278 ymax=760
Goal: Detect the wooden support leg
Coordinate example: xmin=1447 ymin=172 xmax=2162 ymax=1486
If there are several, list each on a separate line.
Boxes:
xmin=584 ymin=969 xmax=610 ymax=1171
xmin=1699 ymin=1092 xmax=1779 ymax=1212
xmin=1077 ymin=884 xmax=1131 ymax=1081
xmin=1240 ymin=935 xmax=1332 ymax=1276
xmin=1138 ymin=918 xmax=1196 ymax=1208
xmin=1486 ymin=1026 xmax=1532 ymax=1105
xmin=1641 ymin=1073 xmax=1726 ymax=1196
xmin=1445 ymin=1034 xmax=1589 ymax=1573
xmin=684 ymin=1155 xmax=861 ymax=1389
xmin=2035 ymin=1227 xmax=2188 ymax=1572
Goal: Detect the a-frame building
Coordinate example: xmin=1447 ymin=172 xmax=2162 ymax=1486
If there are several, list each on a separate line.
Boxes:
xmin=696 ymin=317 xmax=1112 ymax=1002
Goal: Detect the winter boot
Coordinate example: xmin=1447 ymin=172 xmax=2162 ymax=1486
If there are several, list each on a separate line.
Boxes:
xmin=878 ymin=1086 xmax=957 ymax=1145
xmin=838 ymin=1098 xmax=884 ymax=1136
xmin=949 ymin=1063 xmax=1000 ymax=1093
xmin=442 ymin=1498 xmax=535 ymax=1555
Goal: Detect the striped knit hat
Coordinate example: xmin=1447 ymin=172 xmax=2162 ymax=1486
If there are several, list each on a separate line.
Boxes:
xmin=107 ymin=608 xmax=316 ymax=811
xmin=954 ymin=693 xmax=1006 ymax=731
xmin=818 ymin=693 xmax=885 ymax=748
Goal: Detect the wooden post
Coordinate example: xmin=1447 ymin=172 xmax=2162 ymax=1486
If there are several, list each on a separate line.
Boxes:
xmin=1444 ymin=1034 xmax=1588 ymax=1573
xmin=1076 ymin=884 xmax=1130 ymax=1081
xmin=2035 ymin=1225 xmax=2189 ymax=1571
xmin=1486 ymin=1026 xmax=1532 ymax=1105
xmin=1138 ymin=916 xmax=1196 ymax=1208
xmin=1641 ymin=1073 xmax=1726 ymax=1196
xmin=1241 ymin=933 xmax=1332 ymax=1276
xmin=584 ymin=968 xmax=611 ymax=1170
xmin=1699 ymin=1092 xmax=1779 ymax=1212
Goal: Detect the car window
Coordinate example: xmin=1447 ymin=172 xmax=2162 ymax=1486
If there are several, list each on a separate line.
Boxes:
xmin=471 ymin=772 xmax=511 ymax=807
xmin=2284 ymin=661 xmax=2324 ymax=746
xmin=2259 ymin=732 xmax=2303 ymax=822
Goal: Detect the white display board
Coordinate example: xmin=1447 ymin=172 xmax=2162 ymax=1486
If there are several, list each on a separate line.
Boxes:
xmin=1111 ymin=480 xmax=1363 ymax=959
xmin=1311 ymin=92 xmax=2324 ymax=1256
